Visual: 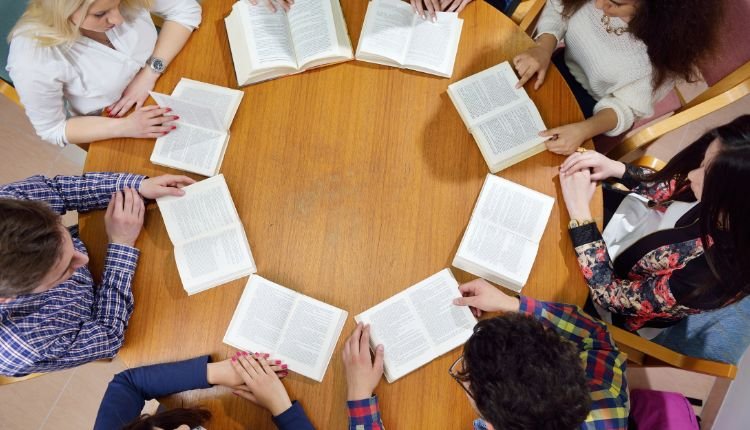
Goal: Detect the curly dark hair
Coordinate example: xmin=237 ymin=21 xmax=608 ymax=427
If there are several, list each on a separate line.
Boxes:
xmin=559 ymin=0 xmax=724 ymax=89
xmin=458 ymin=314 xmax=591 ymax=430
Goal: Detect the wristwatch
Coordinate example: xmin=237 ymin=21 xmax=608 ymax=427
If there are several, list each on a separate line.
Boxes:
xmin=146 ymin=56 xmax=166 ymax=74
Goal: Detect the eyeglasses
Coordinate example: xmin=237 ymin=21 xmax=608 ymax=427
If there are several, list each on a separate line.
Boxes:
xmin=448 ymin=354 xmax=473 ymax=399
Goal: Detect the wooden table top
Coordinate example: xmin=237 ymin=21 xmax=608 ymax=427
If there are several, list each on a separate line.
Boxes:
xmin=80 ymin=1 xmax=601 ymax=428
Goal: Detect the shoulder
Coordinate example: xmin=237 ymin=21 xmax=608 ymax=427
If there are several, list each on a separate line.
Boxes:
xmin=7 ymin=32 xmax=69 ymax=80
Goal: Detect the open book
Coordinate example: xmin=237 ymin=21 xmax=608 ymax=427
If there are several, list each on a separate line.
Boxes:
xmin=156 ymin=174 xmax=256 ymax=295
xmin=149 ymin=79 xmax=243 ymax=176
xmin=225 ymin=0 xmax=353 ymax=86
xmin=355 ymin=0 xmax=463 ymax=78
xmin=223 ymin=275 xmax=348 ymax=382
xmin=448 ymin=61 xmax=548 ymax=172
xmin=453 ymin=174 xmax=553 ymax=292
xmin=354 ymin=269 xmax=476 ymax=382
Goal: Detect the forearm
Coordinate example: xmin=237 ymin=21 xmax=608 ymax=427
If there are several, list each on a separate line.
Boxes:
xmin=577 ymin=108 xmax=618 ymax=141
xmin=151 ymin=21 xmax=193 ymax=67
xmin=64 ymin=116 xmax=131 ymax=144
xmin=535 ymin=33 xmax=558 ymax=58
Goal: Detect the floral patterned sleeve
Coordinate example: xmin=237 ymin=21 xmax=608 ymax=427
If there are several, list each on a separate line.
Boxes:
xmin=568 ymin=223 xmax=700 ymax=330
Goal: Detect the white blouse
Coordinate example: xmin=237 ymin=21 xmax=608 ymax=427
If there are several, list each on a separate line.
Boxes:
xmin=535 ymin=0 xmax=671 ymax=135
xmin=6 ymin=0 xmax=201 ymax=146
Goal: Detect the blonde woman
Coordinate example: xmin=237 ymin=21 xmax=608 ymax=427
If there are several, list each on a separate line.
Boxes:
xmin=6 ymin=0 xmax=201 ymax=147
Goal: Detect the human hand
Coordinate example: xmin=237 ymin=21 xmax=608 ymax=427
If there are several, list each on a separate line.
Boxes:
xmin=105 ymin=188 xmax=145 ymax=247
xmin=440 ymin=0 xmax=473 ymax=13
xmin=139 ymin=175 xmax=196 ymax=199
xmin=513 ymin=45 xmax=553 ymax=90
xmin=249 ymin=0 xmax=293 ymax=12
xmin=343 ymin=322 xmax=384 ymax=401
xmin=560 ymin=167 xmax=596 ymax=221
xmin=560 ymin=151 xmax=626 ymax=181
xmin=231 ymin=352 xmax=293 ymax=416
xmin=541 ymin=122 xmax=589 ymax=155
xmin=452 ymin=278 xmax=520 ymax=318
xmin=107 ymin=68 xmax=160 ymax=117
xmin=117 ymin=105 xmax=178 ymax=139
xmin=411 ymin=0 xmax=441 ymax=21
xmin=208 ymin=352 xmax=289 ymax=387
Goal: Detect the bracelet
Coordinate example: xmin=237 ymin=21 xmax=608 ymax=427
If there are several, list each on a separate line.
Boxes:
xmin=568 ymin=219 xmax=595 ymax=229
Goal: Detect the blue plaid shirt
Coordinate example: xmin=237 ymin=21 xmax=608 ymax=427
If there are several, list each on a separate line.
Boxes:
xmin=0 ymin=173 xmax=144 ymax=376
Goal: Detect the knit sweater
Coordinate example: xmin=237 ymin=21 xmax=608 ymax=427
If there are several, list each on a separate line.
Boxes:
xmin=535 ymin=0 xmax=669 ymax=135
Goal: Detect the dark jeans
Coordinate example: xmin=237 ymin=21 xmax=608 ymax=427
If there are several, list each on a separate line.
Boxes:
xmin=551 ymin=48 xmax=597 ymax=119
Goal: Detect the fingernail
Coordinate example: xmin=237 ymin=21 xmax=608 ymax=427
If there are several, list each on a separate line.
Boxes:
xmin=231 ymin=357 xmax=236 ymax=362
xmin=232 ymin=392 xmax=238 ymax=396
xmin=242 ymin=351 xmax=248 ymax=356
xmin=171 ymin=126 xmax=176 ymax=130
xmin=161 ymin=131 xmax=168 ymax=135
xmin=166 ymin=108 xmax=172 ymax=112
xmin=254 ymin=352 xmax=259 ymax=357
xmin=281 ymin=364 xmax=288 ymax=369
xmin=173 ymin=115 xmax=180 ymax=120
xmin=275 ymin=360 xmax=281 ymax=364
xmin=263 ymin=353 xmax=270 ymax=358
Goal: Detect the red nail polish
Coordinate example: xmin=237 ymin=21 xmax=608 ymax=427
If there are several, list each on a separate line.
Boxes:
xmin=171 ymin=126 xmax=176 ymax=130
xmin=161 ymin=131 xmax=167 ymax=135
xmin=173 ymin=115 xmax=180 ymax=120
xmin=281 ymin=364 xmax=287 ymax=369
xmin=231 ymin=357 xmax=236 ymax=362
xmin=275 ymin=360 xmax=281 ymax=364
xmin=254 ymin=352 xmax=259 ymax=357
xmin=263 ymin=353 xmax=270 ymax=358
xmin=242 ymin=351 xmax=248 ymax=356
xmin=166 ymin=107 xmax=172 ymax=112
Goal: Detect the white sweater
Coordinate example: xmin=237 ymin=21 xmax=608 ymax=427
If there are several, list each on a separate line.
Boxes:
xmin=6 ymin=0 xmax=201 ymax=146
xmin=536 ymin=0 xmax=669 ymax=135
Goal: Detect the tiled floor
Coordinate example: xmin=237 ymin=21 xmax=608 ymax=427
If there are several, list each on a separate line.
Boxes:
xmin=0 ymin=89 xmax=747 ymax=428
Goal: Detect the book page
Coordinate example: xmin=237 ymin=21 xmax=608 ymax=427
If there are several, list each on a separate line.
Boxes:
xmin=473 ymin=102 xmax=547 ymax=164
xmin=356 ymin=269 xmax=475 ymax=382
xmin=449 ymin=62 xmax=526 ymax=125
xmin=151 ymin=123 xmax=226 ymax=176
xmin=287 ymin=0 xmax=340 ymax=66
xmin=174 ymin=224 xmax=256 ymax=294
xmin=454 ymin=175 xmax=554 ymax=289
xmin=224 ymin=276 xmax=346 ymax=381
xmin=241 ymin=1 xmax=299 ymax=69
xmin=357 ymin=0 xmax=414 ymax=64
xmin=156 ymin=175 xmax=239 ymax=245
xmin=172 ymin=79 xmax=244 ymax=131
xmin=402 ymin=12 xmax=461 ymax=75
xmin=150 ymin=92 xmax=223 ymax=131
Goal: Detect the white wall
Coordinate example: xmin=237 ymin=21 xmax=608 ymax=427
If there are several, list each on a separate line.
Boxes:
xmin=713 ymin=351 xmax=750 ymax=429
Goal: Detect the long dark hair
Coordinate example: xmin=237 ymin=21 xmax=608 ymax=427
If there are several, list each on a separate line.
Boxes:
xmin=640 ymin=115 xmax=750 ymax=306
xmin=559 ymin=0 xmax=723 ymax=89
xmin=121 ymin=408 xmax=212 ymax=430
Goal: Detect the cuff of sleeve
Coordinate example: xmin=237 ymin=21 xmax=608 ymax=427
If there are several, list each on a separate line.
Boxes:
xmin=619 ymin=163 xmax=644 ymax=189
xmin=104 ymin=243 xmax=140 ymax=275
xmin=116 ymin=174 xmax=146 ymax=192
xmin=191 ymin=355 xmax=212 ymax=388
xmin=593 ymin=98 xmax=635 ymax=136
xmin=518 ymin=296 xmax=534 ymax=314
xmin=534 ymin=30 xmax=562 ymax=43
xmin=347 ymin=395 xmax=382 ymax=423
xmin=272 ymin=401 xmax=307 ymax=427
xmin=568 ymin=222 xmax=602 ymax=247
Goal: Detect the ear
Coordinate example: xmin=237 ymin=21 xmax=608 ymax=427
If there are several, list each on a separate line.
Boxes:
xmin=0 ymin=297 xmax=16 ymax=304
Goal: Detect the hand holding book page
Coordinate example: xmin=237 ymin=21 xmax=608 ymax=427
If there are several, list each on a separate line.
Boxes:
xmin=447 ymin=61 xmax=548 ymax=172
xmin=354 ymin=269 xmax=477 ymax=382
xmin=224 ymin=275 xmax=348 ymax=382
xmin=157 ymin=175 xmax=256 ymax=295
xmin=149 ymin=79 xmax=244 ymax=176
xmin=225 ymin=0 xmax=353 ymax=86
xmin=453 ymin=174 xmax=553 ymax=292
xmin=356 ymin=0 xmax=463 ymax=78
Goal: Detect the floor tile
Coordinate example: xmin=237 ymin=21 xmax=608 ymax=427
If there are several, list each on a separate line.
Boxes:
xmin=0 ymin=369 xmax=75 ymax=430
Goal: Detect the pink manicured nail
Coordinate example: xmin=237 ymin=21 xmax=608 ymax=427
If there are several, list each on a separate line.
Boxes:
xmin=281 ymin=364 xmax=288 ymax=369
xmin=275 ymin=360 xmax=281 ymax=364
xmin=171 ymin=126 xmax=176 ymax=130
xmin=231 ymin=357 xmax=236 ymax=362
xmin=166 ymin=107 xmax=172 ymax=112
xmin=263 ymin=353 xmax=270 ymax=358
xmin=242 ymin=351 xmax=248 ymax=356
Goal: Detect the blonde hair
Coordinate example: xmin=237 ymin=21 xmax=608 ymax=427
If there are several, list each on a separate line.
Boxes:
xmin=9 ymin=0 xmax=153 ymax=47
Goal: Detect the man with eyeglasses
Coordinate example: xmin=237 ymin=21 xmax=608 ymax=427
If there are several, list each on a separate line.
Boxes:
xmin=342 ymin=278 xmax=628 ymax=430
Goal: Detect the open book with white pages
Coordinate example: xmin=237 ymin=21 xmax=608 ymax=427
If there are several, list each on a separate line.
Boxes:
xmin=225 ymin=0 xmax=353 ymax=86
xmin=224 ymin=275 xmax=348 ymax=382
xmin=448 ymin=61 xmax=548 ymax=172
xmin=156 ymin=174 xmax=256 ymax=295
xmin=356 ymin=0 xmax=463 ymax=78
xmin=149 ymin=78 xmax=243 ymax=176
xmin=453 ymin=174 xmax=553 ymax=292
xmin=354 ymin=269 xmax=477 ymax=382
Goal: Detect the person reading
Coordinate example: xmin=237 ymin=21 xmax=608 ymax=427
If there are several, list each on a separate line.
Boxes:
xmin=342 ymin=279 xmax=629 ymax=429
xmin=559 ymin=115 xmax=750 ymax=333
xmin=0 ymin=172 xmax=194 ymax=376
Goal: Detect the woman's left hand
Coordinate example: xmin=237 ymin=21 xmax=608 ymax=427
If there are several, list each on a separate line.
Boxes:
xmin=541 ymin=122 xmax=589 ymax=155
xmin=440 ymin=0 xmax=473 ymax=13
xmin=107 ymin=68 xmax=160 ymax=118
xmin=560 ymin=167 xmax=596 ymax=221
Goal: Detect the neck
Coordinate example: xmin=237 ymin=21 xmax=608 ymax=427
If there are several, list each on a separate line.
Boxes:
xmin=0 ymin=297 xmax=15 ymax=304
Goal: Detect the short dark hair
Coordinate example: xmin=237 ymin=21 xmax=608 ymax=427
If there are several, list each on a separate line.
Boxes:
xmin=122 ymin=408 xmax=212 ymax=430
xmin=0 ymin=199 xmax=64 ymax=297
xmin=460 ymin=314 xmax=591 ymax=430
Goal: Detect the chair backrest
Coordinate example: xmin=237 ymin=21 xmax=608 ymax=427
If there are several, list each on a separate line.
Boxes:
xmin=699 ymin=0 xmax=750 ymax=87
xmin=651 ymin=295 xmax=750 ymax=365
xmin=0 ymin=0 xmax=29 ymax=84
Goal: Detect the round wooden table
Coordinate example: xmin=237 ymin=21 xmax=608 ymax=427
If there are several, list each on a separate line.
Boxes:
xmin=80 ymin=1 xmax=600 ymax=428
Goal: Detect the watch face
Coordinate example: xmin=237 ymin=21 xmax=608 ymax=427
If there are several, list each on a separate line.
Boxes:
xmin=152 ymin=58 xmax=165 ymax=72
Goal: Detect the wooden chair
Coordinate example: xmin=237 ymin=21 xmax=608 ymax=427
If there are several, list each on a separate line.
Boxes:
xmin=0 ymin=80 xmax=21 ymax=107
xmin=512 ymin=0 xmax=546 ymax=35
xmin=608 ymin=324 xmax=738 ymax=379
xmin=0 ymin=373 xmax=44 ymax=385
